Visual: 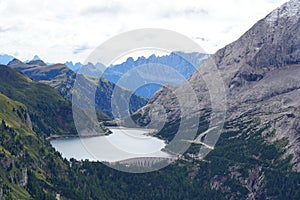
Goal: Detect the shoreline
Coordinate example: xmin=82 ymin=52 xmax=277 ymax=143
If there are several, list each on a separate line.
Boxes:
xmin=46 ymin=131 xmax=111 ymax=141
xmin=47 ymin=126 xmax=167 ymax=146
xmin=108 ymin=126 xmax=156 ymax=133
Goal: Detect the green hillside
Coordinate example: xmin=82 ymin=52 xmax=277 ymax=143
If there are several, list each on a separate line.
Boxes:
xmin=8 ymin=59 xmax=148 ymax=119
xmin=0 ymin=65 xmax=77 ymax=136
xmin=0 ymin=92 xmax=300 ymax=199
xmin=0 ymin=93 xmax=68 ymax=199
xmin=0 ymin=93 xmax=34 ymax=199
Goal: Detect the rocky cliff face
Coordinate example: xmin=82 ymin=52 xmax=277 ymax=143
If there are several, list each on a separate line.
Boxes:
xmin=134 ymin=0 xmax=300 ymax=170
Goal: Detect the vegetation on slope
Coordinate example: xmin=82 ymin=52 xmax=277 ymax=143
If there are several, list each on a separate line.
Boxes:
xmin=0 ymin=65 xmax=77 ymax=136
xmin=54 ymin=110 xmax=300 ymax=199
xmin=8 ymin=60 xmax=148 ymax=119
xmin=0 ymin=91 xmax=299 ymax=199
xmin=0 ymin=93 xmax=68 ymax=199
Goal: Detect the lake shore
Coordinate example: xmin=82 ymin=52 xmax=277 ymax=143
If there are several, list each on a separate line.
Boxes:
xmin=46 ymin=132 xmax=111 ymax=141
xmin=46 ymin=126 xmax=157 ymax=141
xmin=50 ymin=127 xmax=171 ymax=163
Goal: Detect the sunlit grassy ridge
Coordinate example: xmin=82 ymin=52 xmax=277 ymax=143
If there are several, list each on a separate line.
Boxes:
xmin=0 ymin=65 xmax=76 ymax=136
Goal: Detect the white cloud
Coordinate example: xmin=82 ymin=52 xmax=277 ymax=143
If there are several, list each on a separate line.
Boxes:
xmin=0 ymin=0 xmax=287 ymax=63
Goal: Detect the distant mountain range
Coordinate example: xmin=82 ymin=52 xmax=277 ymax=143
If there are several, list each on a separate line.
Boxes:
xmin=66 ymin=52 xmax=209 ymax=98
xmin=0 ymin=0 xmax=299 ymax=199
xmin=0 ymin=54 xmax=14 ymax=65
xmin=65 ymin=61 xmax=106 ymax=72
xmin=1 ymin=52 xmax=209 ymax=99
xmin=64 ymin=52 xmax=210 ymax=98
xmin=7 ymin=58 xmax=147 ymax=119
xmin=102 ymin=52 xmax=210 ymax=98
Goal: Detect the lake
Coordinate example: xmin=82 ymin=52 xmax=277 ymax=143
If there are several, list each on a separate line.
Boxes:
xmin=50 ymin=127 xmax=171 ymax=162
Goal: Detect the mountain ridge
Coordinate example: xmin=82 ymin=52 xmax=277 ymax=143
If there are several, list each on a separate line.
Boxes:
xmin=0 ymin=54 xmax=14 ymax=65
xmin=133 ymin=0 xmax=300 ymax=170
xmin=0 ymin=65 xmax=79 ymax=136
xmin=7 ymin=59 xmax=148 ymax=119
xmin=102 ymin=52 xmax=210 ymax=98
xmin=0 ymin=0 xmax=300 ymax=199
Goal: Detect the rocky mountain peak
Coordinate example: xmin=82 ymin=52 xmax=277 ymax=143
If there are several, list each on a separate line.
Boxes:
xmin=207 ymin=0 xmax=300 ymax=92
xmin=265 ymin=0 xmax=300 ymax=24
xmin=26 ymin=59 xmax=47 ymax=66
xmin=32 ymin=55 xmax=41 ymax=61
xmin=133 ymin=0 xmax=300 ymax=171
xmin=8 ymin=58 xmax=26 ymax=66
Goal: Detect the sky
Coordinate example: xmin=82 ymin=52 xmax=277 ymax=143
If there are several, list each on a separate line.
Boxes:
xmin=0 ymin=0 xmax=287 ymax=64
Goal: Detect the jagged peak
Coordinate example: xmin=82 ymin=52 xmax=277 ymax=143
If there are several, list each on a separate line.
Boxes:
xmin=32 ymin=55 xmax=41 ymax=61
xmin=8 ymin=58 xmax=26 ymax=65
xmin=27 ymin=59 xmax=47 ymax=66
xmin=265 ymin=0 xmax=300 ymax=24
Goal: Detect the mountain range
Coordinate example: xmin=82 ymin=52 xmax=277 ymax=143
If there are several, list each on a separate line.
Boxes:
xmin=0 ymin=65 xmax=78 ymax=136
xmin=0 ymin=54 xmax=14 ymax=65
xmin=102 ymin=52 xmax=210 ymax=98
xmin=0 ymin=0 xmax=300 ymax=199
xmin=129 ymin=0 xmax=300 ymax=197
xmin=65 ymin=61 xmax=106 ymax=72
xmin=4 ymin=51 xmax=209 ymax=117
xmin=2 ymin=51 xmax=210 ymax=99
xmin=7 ymin=58 xmax=147 ymax=119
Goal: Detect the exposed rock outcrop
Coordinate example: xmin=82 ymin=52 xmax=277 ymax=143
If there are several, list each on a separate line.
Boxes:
xmin=134 ymin=0 xmax=300 ymax=171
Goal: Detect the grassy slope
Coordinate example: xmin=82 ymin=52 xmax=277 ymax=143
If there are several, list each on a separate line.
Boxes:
xmin=0 ymin=94 xmax=32 ymax=199
xmin=8 ymin=60 xmax=147 ymax=119
xmin=0 ymin=91 xmax=299 ymax=199
xmin=0 ymin=63 xmax=299 ymax=198
xmin=0 ymin=65 xmax=76 ymax=136
xmin=47 ymin=109 xmax=300 ymax=200
xmin=0 ymin=94 xmax=69 ymax=199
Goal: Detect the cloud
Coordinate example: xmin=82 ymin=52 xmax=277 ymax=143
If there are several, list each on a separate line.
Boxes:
xmin=158 ymin=7 xmax=209 ymax=18
xmin=0 ymin=26 xmax=9 ymax=32
xmin=0 ymin=0 xmax=288 ymax=63
xmin=73 ymin=44 xmax=91 ymax=54
xmin=80 ymin=4 xmax=124 ymax=16
xmin=0 ymin=24 xmax=22 ymax=33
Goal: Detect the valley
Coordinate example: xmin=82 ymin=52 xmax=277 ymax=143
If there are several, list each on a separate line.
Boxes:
xmin=0 ymin=0 xmax=299 ymax=199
